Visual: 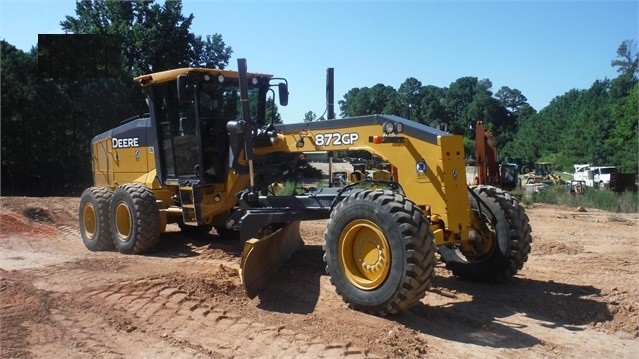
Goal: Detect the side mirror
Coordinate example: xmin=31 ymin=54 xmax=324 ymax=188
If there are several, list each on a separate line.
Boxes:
xmin=278 ymin=83 xmax=289 ymax=106
xmin=177 ymin=75 xmax=194 ymax=102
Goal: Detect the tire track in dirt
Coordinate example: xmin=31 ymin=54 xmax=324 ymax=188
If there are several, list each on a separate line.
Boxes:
xmin=57 ymin=224 xmax=81 ymax=240
xmin=0 ymin=269 xmax=49 ymax=358
xmin=16 ymin=249 xmax=380 ymax=358
xmin=25 ymin=297 xmax=223 ymax=359
xmin=71 ymin=272 xmax=377 ymax=358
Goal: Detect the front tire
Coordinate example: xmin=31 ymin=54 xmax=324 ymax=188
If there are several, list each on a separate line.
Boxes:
xmin=109 ymin=184 xmax=161 ymax=254
xmin=439 ymin=185 xmax=532 ymax=282
xmin=323 ymin=189 xmax=437 ymax=316
xmin=79 ymin=187 xmax=114 ymax=251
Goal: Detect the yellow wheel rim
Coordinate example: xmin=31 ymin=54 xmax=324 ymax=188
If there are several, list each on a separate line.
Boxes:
xmin=338 ymin=219 xmax=391 ymax=290
xmin=82 ymin=203 xmax=97 ymax=239
xmin=114 ymin=201 xmax=132 ymax=242
xmin=463 ymin=209 xmax=496 ymax=257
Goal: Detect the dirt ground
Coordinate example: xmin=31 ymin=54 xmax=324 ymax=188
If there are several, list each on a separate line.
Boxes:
xmin=1 ymin=196 xmax=638 ymax=358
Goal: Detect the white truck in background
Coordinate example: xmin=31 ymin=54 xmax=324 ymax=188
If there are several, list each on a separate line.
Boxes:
xmin=573 ymin=164 xmax=618 ymax=189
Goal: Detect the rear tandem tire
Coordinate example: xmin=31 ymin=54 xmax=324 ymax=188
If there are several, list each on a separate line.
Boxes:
xmin=439 ymin=185 xmax=532 ymax=282
xmin=79 ymin=187 xmax=115 ymax=251
xmin=323 ymin=189 xmax=437 ymax=316
xmin=109 ymin=183 xmax=161 ymax=254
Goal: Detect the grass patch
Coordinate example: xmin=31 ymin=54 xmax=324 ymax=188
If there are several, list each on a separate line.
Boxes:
xmin=524 ymin=186 xmax=638 ymax=213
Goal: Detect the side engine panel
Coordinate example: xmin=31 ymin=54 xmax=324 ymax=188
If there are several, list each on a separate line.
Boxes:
xmin=91 ymin=117 xmax=156 ymax=188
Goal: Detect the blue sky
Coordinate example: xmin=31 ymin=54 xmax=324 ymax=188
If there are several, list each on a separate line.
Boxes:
xmin=1 ymin=0 xmax=637 ymax=124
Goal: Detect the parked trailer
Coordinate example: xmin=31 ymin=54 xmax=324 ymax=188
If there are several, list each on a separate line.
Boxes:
xmin=610 ymin=173 xmax=638 ymax=193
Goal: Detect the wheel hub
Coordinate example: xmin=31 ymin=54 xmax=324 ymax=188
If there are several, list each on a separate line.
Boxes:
xmin=339 ymin=219 xmax=391 ymax=290
xmin=114 ymin=201 xmax=132 ymax=242
xmin=464 ymin=209 xmax=496 ymax=258
xmin=356 ymin=237 xmax=385 ymax=272
xmin=82 ymin=203 xmax=97 ymax=239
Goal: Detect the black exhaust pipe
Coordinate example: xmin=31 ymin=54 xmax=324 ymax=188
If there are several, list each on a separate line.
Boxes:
xmin=237 ymin=58 xmax=255 ymax=189
xmin=326 ymin=68 xmax=335 ymax=186
xmin=326 ymin=68 xmax=334 ymax=120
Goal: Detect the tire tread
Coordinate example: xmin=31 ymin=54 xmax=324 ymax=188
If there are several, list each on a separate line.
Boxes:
xmin=324 ymin=189 xmax=437 ymax=316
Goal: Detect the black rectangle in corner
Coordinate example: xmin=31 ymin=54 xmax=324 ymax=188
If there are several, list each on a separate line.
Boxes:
xmin=37 ymin=34 xmax=123 ymax=78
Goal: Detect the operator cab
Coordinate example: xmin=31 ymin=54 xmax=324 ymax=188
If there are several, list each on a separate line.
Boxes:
xmin=139 ymin=68 xmax=288 ymax=186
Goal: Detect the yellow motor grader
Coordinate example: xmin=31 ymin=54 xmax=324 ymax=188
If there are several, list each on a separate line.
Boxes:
xmin=78 ymin=59 xmax=532 ymax=315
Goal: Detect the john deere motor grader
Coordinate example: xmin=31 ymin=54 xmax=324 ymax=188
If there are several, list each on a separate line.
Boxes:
xmin=79 ymin=59 xmax=532 ymax=316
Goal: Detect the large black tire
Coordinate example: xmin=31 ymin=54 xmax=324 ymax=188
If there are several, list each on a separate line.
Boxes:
xmin=323 ymin=189 xmax=437 ymax=316
xmin=109 ymin=183 xmax=161 ymax=254
xmin=439 ymin=185 xmax=532 ymax=282
xmin=79 ymin=187 xmax=114 ymax=251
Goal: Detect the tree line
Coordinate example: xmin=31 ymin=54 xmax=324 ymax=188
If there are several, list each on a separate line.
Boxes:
xmin=306 ymin=40 xmax=637 ymax=174
xmin=506 ymin=43 xmax=637 ymax=173
xmin=1 ymin=0 xmax=637 ymax=197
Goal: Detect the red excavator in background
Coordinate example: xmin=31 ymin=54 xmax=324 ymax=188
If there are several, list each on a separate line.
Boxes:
xmin=473 ymin=121 xmax=519 ymax=191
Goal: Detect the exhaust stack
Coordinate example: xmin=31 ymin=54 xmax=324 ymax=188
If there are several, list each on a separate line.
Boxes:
xmin=326 ymin=68 xmax=335 ymax=120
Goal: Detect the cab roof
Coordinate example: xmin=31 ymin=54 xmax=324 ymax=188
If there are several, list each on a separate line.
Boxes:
xmin=133 ymin=67 xmax=273 ymax=87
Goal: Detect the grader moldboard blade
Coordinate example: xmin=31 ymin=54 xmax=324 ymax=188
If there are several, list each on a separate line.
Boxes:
xmin=240 ymin=221 xmax=303 ymax=298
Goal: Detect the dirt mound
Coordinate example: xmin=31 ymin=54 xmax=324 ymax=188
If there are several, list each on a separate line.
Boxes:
xmin=1 ymin=197 xmax=79 ymax=234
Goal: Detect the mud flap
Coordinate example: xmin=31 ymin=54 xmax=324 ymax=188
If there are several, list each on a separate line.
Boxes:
xmin=240 ymin=221 xmax=303 ymax=298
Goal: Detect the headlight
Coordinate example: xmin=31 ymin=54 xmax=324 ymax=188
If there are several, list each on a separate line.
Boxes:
xmin=382 ymin=121 xmax=395 ymax=134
